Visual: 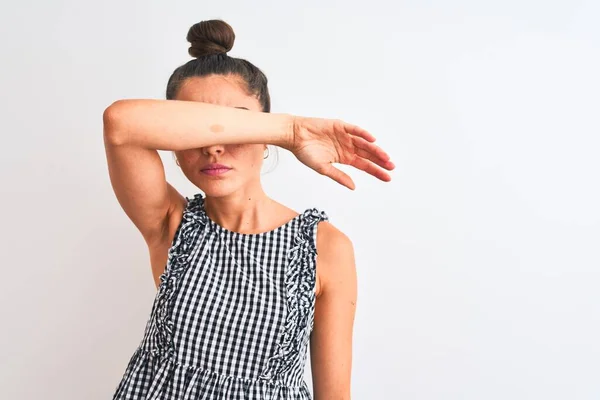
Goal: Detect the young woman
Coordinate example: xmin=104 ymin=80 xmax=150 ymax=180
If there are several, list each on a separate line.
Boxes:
xmin=104 ymin=19 xmax=394 ymax=400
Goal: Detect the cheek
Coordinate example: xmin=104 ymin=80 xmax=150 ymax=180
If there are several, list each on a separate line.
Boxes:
xmin=177 ymin=150 xmax=200 ymax=165
xmin=229 ymin=144 xmax=264 ymax=167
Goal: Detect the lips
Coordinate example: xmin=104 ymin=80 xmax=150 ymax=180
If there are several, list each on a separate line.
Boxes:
xmin=201 ymin=163 xmax=232 ymax=176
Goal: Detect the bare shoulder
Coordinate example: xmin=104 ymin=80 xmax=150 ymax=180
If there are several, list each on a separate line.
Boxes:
xmin=316 ymin=221 xmax=354 ymax=254
xmin=315 ymin=221 xmax=356 ymax=298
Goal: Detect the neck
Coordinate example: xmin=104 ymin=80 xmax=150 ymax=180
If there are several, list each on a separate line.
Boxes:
xmin=203 ymin=183 xmax=274 ymax=234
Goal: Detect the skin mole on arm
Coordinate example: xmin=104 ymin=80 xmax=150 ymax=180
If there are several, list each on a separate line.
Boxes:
xmin=210 ymin=124 xmax=225 ymax=133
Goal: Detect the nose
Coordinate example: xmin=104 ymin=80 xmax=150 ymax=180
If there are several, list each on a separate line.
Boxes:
xmin=202 ymin=144 xmax=225 ymax=157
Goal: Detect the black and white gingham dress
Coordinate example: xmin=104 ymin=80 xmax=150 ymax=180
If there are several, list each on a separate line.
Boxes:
xmin=112 ymin=193 xmax=329 ymax=400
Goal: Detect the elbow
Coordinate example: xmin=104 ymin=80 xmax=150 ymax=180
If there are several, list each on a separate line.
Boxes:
xmin=103 ymin=100 xmax=128 ymax=146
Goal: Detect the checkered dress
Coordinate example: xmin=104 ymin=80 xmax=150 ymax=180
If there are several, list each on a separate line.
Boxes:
xmin=112 ymin=193 xmax=328 ymax=400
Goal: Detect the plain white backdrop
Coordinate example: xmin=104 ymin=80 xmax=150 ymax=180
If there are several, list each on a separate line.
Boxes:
xmin=1 ymin=0 xmax=599 ymax=399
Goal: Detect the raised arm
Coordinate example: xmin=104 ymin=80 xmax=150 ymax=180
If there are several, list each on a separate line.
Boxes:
xmin=103 ymin=99 xmax=293 ymax=149
xmin=102 ymin=99 xmax=293 ymax=252
xmin=102 ymin=97 xmax=393 ymax=255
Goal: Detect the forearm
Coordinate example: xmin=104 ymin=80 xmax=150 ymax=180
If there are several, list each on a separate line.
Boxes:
xmin=103 ymin=99 xmax=293 ymax=150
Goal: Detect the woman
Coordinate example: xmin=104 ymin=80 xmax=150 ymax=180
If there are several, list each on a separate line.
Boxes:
xmin=104 ymin=19 xmax=394 ymax=400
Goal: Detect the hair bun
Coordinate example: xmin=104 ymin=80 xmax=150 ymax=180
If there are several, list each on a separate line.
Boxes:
xmin=187 ymin=19 xmax=235 ymax=58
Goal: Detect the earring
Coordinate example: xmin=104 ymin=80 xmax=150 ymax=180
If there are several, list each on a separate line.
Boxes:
xmin=263 ymin=147 xmax=270 ymax=159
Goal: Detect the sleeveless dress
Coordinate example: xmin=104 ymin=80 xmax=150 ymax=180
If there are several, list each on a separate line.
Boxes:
xmin=112 ymin=193 xmax=329 ymax=400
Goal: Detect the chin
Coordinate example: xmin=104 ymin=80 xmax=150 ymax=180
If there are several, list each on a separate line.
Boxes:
xmin=196 ymin=179 xmax=241 ymax=199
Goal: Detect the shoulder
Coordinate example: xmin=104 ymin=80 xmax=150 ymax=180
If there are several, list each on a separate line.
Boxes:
xmin=316 ymin=221 xmax=353 ymax=255
xmin=315 ymin=220 xmax=356 ymax=298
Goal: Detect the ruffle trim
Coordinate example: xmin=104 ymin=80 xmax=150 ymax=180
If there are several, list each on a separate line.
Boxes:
xmin=146 ymin=193 xmax=208 ymax=358
xmin=113 ymin=348 xmax=312 ymax=400
xmin=258 ymin=208 xmax=328 ymax=384
xmin=138 ymin=192 xmax=327 ymax=389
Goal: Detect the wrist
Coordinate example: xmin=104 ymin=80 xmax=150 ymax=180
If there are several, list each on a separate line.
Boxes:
xmin=269 ymin=113 xmax=295 ymax=150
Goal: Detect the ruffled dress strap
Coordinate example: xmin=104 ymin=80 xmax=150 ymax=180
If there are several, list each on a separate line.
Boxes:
xmin=258 ymin=207 xmax=329 ymax=386
xmin=141 ymin=193 xmax=209 ymax=358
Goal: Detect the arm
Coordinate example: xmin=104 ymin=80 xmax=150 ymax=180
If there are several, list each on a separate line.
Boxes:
xmin=311 ymin=222 xmax=357 ymax=400
xmin=102 ymin=100 xmax=293 ymax=249
xmin=104 ymin=99 xmax=293 ymax=149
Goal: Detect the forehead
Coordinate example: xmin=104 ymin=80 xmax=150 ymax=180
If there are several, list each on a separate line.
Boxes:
xmin=175 ymin=74 xmax=261 ymax=110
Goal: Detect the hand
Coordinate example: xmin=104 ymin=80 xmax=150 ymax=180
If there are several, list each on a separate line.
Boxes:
xmin=285 ymin=116 xmax=395 ymax=190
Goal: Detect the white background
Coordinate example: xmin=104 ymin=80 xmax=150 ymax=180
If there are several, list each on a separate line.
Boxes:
xmin=1 ymin=0 xmax=599 ymax=399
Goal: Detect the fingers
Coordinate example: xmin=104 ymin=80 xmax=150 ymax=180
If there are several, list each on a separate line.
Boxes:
xmin=350 ymin=156 xmax=392 ymax=182
xmin=356 ymin=147 xmax=395 ymax=171
xmin=344 ymin=122 xmax=376 ymax=143
xmin=321 ymin=164 xmax=356 ymax=190
xmin=324 ymin=120 xmax=395 ymax=188
xmin=352 ymin=136 xmax=395 ymax=170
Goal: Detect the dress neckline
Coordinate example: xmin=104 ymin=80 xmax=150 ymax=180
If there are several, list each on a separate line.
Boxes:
xmin=194 ymin=194 xmax=303 ymax=238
